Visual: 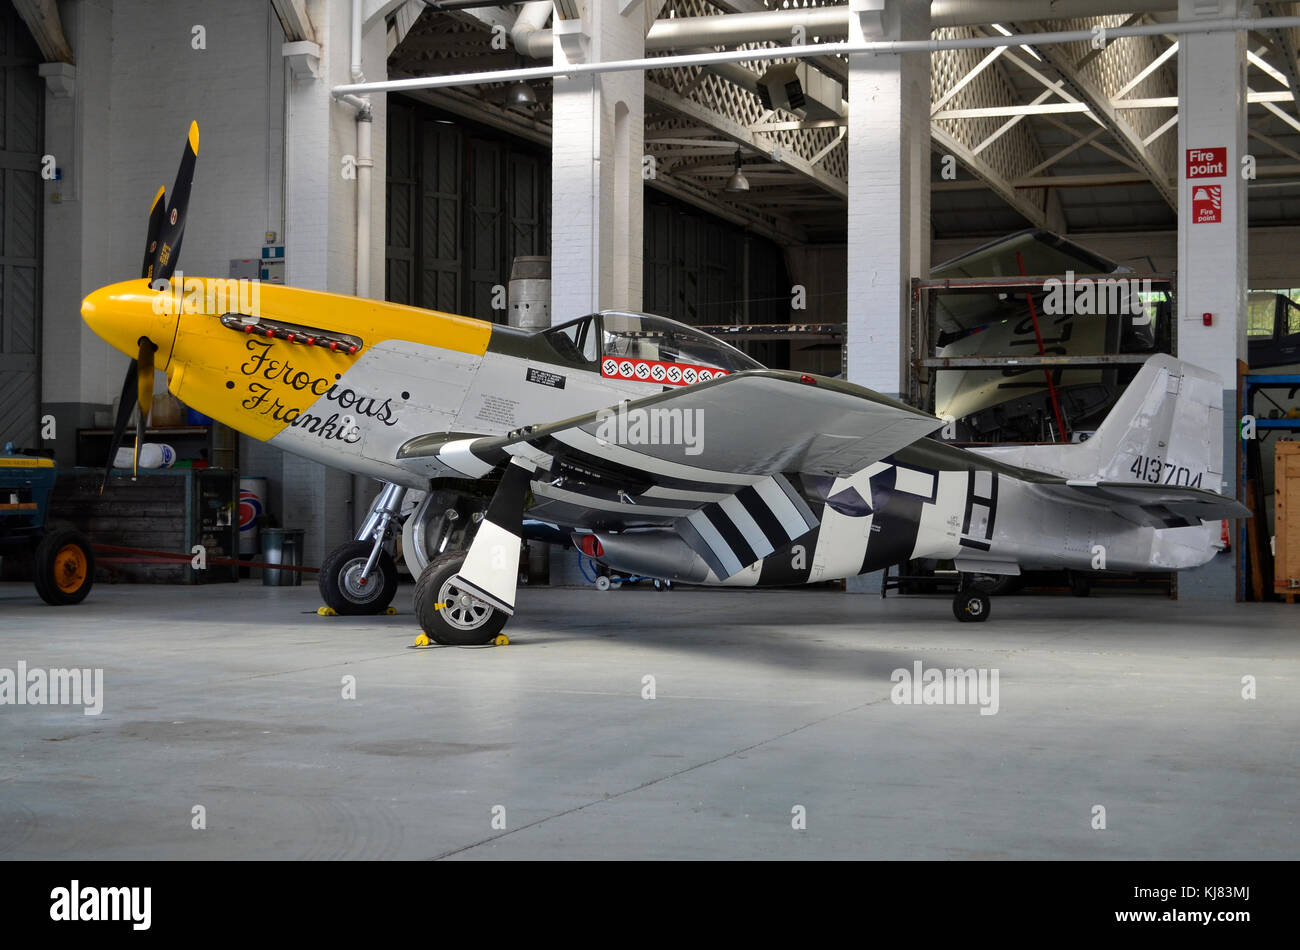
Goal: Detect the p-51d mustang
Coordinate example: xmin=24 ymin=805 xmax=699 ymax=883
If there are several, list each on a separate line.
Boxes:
xmin=81 ymin=124 xmax=1248 ymax=642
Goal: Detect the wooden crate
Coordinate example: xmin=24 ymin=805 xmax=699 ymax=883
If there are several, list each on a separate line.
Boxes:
xmin=1276 ymin=442 xmax=1300 ymax=601
xmin=50 ymin=468 xmax=239 ymax=584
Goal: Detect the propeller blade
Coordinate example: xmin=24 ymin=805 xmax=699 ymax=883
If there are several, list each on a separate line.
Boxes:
xmin=103 ymin=122 xmax=198 ymax=490
xmin=100 ymin=359 xmax=139 ymax=494
xmin=133 ymin=340 xmax=157 ymax=479
xmin=141 ymin=185 xmax=166 ymax=281
xmin=144 ymin=121 xmax=199 ymax=284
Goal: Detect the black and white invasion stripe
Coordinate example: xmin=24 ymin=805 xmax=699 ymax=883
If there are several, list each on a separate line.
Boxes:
xmin=676 ymin=475 xmax=818 ymax=579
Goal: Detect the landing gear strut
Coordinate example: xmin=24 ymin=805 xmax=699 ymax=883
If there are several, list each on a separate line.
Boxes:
xmin=412 ymin=459 xmax=533 ymax=644
xmin=413 ymin=551 xmax=507 ymax=645
xmin=318 ymin=482 xmax=405 ymax=615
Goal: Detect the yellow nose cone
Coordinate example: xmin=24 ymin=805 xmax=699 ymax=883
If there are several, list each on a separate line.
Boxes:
xmin=81 ymin=279 xmax=181 ymax=367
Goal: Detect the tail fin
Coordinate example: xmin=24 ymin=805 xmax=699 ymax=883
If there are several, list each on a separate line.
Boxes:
xmin=1084 ymin=354 xmax=1225 ymax=489
xmin=976 ymin=354 xmax=1227 ymax=492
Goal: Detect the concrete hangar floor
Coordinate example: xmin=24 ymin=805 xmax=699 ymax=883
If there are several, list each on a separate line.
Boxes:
xmin=1 ymin=581 xmax=1295 ymax=860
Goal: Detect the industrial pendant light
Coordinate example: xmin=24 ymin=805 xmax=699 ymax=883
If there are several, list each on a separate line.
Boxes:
xmin=506 ymin=53 xmax=537 ymax=108
xmin=507 ymin=80 xmax=537 ymax=107
xmin=724 ymin=148 xmax=749 ymax=193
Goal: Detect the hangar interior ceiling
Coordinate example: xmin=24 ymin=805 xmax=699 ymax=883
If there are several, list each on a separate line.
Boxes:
xmin=385 ymin=1 xmax=1300 ymax=246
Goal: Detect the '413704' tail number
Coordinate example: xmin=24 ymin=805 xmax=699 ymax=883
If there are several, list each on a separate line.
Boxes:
xmin=1130 ymin=455 xmax=1203 ymax=487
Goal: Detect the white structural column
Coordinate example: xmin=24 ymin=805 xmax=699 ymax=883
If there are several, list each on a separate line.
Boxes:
xmin=254 ymin=0 xmax=388 ymax=566
xmin=549 ymin=2 xmax=645 ymax=321
xmin=1176 ymin=0 xmax=1249 ymax=602
xmin=845 ymin=0 xmax=928 ymax=594
xmin=845 ymin=0 xmax=930 ymax=398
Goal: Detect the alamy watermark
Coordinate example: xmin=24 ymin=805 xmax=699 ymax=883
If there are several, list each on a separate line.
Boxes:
xmin=1041 ymin=270 xmax=1152 ymax=323
xmin=890 ymin=661 xmax=999 ymax=716
xmin=151 ymin=269 xmax=261 ymax=317
xmin=50 ymin=881 xmax=150 ymax=930
xmin=0 ymin=662 xmax=103 ymax=716
xmin=594 ymin=402 xmax=704 ymax=456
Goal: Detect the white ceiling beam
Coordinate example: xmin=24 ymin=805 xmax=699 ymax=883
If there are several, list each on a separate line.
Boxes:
xmin=11 ymin=0 xmax=73 ymax=63
xmin=1142 ymin=112 xmax=1179 ymax=147
xmin=1258 ymin=2 xmax=1300 ymax=123
xmin=1248 ymin=47 xmax=1290 ymax=87
xmin=1111 ymin=41 xmax=1178 ymax=101
xmin=931 ymin=46 xmax=1007 ymax=115
xmin=1021 ymin=126 xmax=1105 ymax=177
xmin=645 ymin=81 xmax=847 ymax=198
xmin=933 ymin=102 xmax=1091 ymax=120
xmin=271 ymin=0 xmax=318 ymax=43
xmin=970 ymin=81 xmax=1068 ymax=155
xmin=930 ymin=125 xmax=1047 ymax=227
xmin=1015 ymin=28 xmax=1176 ymax=210
xmin=1249 ymin=126 xmax=1300 ymax=162
xmin=1036 ymin=114 xmax=1144 ymax=172
xmin=1260 ymin=95 xmax=1300 ymax=133
xmin=1118 ymin=89 xmax=1293 ymax=108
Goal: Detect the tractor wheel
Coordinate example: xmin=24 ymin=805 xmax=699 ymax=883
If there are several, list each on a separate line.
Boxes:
xmin=34 ymin=527 xmax=95 ymax=606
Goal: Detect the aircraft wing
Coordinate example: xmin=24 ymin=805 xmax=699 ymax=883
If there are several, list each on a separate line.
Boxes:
xmin=399 ymin=370 xmax=944 ymax=578
xmin=1038 ymin=481 xmax=1251 ymax=528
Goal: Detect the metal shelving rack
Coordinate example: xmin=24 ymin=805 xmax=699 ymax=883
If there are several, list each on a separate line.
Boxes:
xmin=1238 ymin=372 xmax=1300 ymax=601
xmin=907 ymin=273 xmax=1177 ymax=415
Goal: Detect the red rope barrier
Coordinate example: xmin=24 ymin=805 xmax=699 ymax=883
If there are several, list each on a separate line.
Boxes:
xmin=91 ymin=543 xmax=320 ymax=574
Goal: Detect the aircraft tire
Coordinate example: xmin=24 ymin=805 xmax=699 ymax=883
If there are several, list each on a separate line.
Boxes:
xmin=953 ymin=591 xmax=991 ymax=623
xmin=318 ymin=540 xmax=398 ymax=615
xmin=414 ymin=551 xmax=508 ymax=645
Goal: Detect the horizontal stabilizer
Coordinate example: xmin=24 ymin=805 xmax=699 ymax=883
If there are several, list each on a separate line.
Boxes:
xmin=1042 ymin=481 xmax=1250 ymax=529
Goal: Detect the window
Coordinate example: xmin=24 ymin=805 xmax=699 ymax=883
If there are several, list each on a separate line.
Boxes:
xmin=600 ymin=312 xmax=762 ymax=373
xmin=1246 ymin=293 xmax=1280 ymax=338
xmin=1285 ymin=297 xmax=1300 ymax=337
xmin=543 ymin=315 xmax=599 ymax=365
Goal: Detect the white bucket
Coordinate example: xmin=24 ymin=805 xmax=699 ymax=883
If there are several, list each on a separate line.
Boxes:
xmin=112 ymin=443 xmax=176 ymax=469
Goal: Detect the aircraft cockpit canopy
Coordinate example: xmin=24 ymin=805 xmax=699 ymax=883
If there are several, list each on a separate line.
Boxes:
xmin=542 ymin=311 xmax=762 ymax=374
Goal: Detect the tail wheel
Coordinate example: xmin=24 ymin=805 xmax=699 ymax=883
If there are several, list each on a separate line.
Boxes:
xmin=34 ymin=527 xmax=95 ymax=606
xmin=318 ymin=540 xmax=398 ymax=615
xmin=414 ymin=551 xmax=508 ymax=645
xmin=953 ymin=591 xmax=991 ymax=623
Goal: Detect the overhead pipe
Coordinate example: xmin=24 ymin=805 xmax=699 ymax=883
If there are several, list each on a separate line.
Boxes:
xmin=511 ymin=1 xmax=554 ymax=59
xmin=492 ymin=2 xmax=1184 ymax=60
xmin=930 ymin=0 xmax=1177 ymax=28
xmin=334 ymin=14 xmax=1300 ymax=97
xmin=335 ymin=0 xmax=374 ymax=299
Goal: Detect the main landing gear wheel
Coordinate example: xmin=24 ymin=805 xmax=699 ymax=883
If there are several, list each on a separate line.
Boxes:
xmin=318 ymin=540 xmax=398 ymax=615
xmin=953 ymin=590 xmax=991 ymax=623
xmin=33 ymin=527 xmax=95 ymax=606
xmin=413 ymin=551 xmax=508 ymax=646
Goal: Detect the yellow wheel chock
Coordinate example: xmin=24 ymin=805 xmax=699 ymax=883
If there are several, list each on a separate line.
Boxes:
xmin=493 ymin=634 xmax=510 ymax=646
xmin=414 ymin=634 xmax=431 ymax=647
xmin=317 ymin=606 xmax=337 ymax=616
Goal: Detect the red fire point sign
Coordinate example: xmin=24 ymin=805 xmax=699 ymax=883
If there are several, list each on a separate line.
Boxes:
xmin=1186 ymin=147 xmax=1227 ymax=178
xmin=1192 ymin=184 xmax=1222 ymax=223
